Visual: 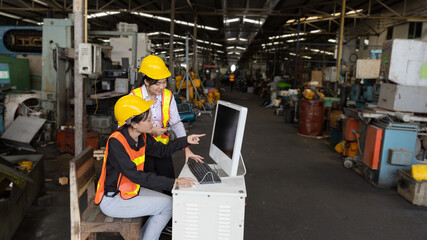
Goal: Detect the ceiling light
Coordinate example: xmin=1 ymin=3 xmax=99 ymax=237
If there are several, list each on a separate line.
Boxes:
xmin=0 ymin=11 xmax=21 ymax=19
xmin=227 ymin=46 xmax=234 ymax=49
xmin=310 ymin=29 xmax=321 ymax=33
xmin=328 ymin=39 xmax=337 ymax=43
xmin=225 ymin=18 xmax=240 ymax=23
xmin=87 ymin=11 xmax=119 ymax=19
xmin=286 ymin=38 xmax=306 ymax=43
xmin=23 ymin=19 xmax=42 ymax=24
xmin=243 ymin=18 xmax=263 ymax=25
xmin=33 ymin=0 xmax=48 ymax=6
xmin=132 ymin=12 xmax=218 ymax=31
xmin=227 ymin=38 xmax=236 ymax=41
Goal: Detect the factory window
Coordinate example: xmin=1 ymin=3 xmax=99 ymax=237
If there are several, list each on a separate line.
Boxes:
xmin=408 ymin=22 xmax=422 ymax=39
xmin=386 ymin=27 xmax=393 ymax=40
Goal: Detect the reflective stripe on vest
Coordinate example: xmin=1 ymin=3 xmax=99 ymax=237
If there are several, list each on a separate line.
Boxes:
xmin=230 ymin=74 xmax=235 ymax=82
xmin=130 ymin=87 xmax=172 ymax=145
xmin=94 ymin=131 xmax=146 ymax=204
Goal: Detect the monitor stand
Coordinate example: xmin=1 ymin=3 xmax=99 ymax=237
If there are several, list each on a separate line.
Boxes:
xmin=215 ymin=153 xmax=246 ymax=178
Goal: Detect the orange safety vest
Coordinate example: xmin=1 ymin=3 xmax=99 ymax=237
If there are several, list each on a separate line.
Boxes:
xmin=130 ymin=87 xmax=172 ymax=144
xmin=230 ymin=74 xmax=235 ymax=82
xmin=94 ymin=131 xmax=146 ymax=204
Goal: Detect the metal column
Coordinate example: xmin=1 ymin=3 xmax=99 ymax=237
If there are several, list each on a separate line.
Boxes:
xmin=168 ymin=0 xmax=176 ymax=92
xmin=336 ymin=0 xmax=346 ymax=83
xmin=73 ymin=0 xmax=86 ymax=155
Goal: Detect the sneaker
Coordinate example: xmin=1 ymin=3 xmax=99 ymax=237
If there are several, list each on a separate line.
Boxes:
xmin=162 ymin=226 xmax=172 ymax=235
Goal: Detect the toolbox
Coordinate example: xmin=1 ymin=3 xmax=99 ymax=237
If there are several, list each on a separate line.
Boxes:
xmin=397 ymin=169 xmax=427 ymax=207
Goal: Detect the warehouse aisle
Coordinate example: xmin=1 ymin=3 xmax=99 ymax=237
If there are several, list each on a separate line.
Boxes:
xmin=210 ymin=89 xmax=427 ymax=240
xmin=10 ymin=88 xmax=427 ymax=240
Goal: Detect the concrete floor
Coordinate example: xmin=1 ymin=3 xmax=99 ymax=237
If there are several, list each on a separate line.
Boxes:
xmin=10 ymin=88 xmax=427 ymax=240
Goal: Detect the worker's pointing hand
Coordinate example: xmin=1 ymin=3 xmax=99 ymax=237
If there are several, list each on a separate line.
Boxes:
xmin=187 ymin=134 xmax=206 ymax=144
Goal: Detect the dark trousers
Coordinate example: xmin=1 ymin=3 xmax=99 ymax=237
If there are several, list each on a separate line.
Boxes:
xmin=144 ymin=155 xmax=175 ymax=228
xmin=230 ymin=81 xmax=234 ymax=91
xmin=144 ymin=155 xmax=175 ymax=196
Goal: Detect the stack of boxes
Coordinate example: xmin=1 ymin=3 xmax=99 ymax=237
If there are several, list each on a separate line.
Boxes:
xmin=378 ymin=39 xmax=427 ymax=113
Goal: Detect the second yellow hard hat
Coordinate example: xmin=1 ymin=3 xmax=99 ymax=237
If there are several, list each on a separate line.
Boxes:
xmin=138 ymin=55 xmax=171 ymax=80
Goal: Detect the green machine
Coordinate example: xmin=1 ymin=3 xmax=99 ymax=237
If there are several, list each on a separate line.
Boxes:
xmin=0 ymin=57 xmax=31 ymax=91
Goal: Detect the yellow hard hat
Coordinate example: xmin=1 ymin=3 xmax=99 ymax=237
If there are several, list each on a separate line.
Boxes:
xmin=114 ymin=95 xmax=152 ymax=126
xmin=138 ymin=55 xmax=171 ymax=79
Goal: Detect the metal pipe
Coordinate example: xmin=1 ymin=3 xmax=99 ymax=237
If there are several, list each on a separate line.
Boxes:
xmin=193 ymin=15 xmax=198 ymax=74
xmin=73 ymin=0 xmax=86 ymax=155
xmin=168 ymin=0 xmax=176 ymax=92
xmin=186 ymin=35 xmax=189 ymax=101
xmin=294 ymin=18 xmax=300 ymax=88
xmin=336 ymin=0 xmax=346 ymax=83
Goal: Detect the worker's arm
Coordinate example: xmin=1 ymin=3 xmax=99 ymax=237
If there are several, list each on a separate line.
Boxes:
xmin=145 ymin=134 xmax=189 ymax=158
xmin=168 ymin=96 xmax=204 ymax=162
xmin=168 ymin=95 xmax=186 ymax=137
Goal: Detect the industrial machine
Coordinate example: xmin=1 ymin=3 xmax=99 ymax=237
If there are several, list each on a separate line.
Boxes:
xmin=349 ymin=59 xmax=382 ymax=108
xmin=362 ymin=121 xmax=427 ymax=188
xmin=0 ymin=26 xmax=42 ymax=55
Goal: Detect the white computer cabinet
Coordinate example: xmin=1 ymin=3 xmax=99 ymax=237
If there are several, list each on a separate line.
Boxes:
xmin=172 ymin=164 xmax=247 ymax=240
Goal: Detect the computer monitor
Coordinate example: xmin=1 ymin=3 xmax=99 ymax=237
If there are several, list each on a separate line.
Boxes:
xmin=209 ymin=100 xmax=247 ymax=177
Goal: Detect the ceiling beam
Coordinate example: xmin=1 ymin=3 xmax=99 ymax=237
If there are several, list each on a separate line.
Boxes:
xmin=375 ymin=0 xmax=401 ymax=17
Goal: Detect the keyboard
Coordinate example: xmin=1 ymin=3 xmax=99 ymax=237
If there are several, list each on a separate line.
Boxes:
xmin=188 ymin=162 xmax=222 ymax=184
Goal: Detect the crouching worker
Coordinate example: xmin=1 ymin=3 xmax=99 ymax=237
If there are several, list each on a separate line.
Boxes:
xmin=94 ymin=95 xmax=203 ymax=240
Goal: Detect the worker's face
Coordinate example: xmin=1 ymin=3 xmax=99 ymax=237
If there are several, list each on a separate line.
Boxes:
xmin=134 ymin=111 xmax=154 ymax=133
xmin=145 ymin=79 xmax=167 ymax=96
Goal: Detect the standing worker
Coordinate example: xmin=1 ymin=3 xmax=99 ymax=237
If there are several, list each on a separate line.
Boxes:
xmin=229 ymin=72 xmax=235 ymax=92
xmin=130 ymin=55 xmax=203 ymax=234
xmin=130 ymin=55 xmax=204 ymax=178
xmin=95 ymin=95 xmax=204 ymax=240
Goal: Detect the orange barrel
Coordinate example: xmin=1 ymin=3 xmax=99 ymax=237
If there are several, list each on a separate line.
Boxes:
xmin=298 ymin=99 xmax=324 ymax=136
xmin=175 ymin=75 xmax=183 ymax=82
xmin=191 ymin=72 xmax=195 ymax=79
xmin=213 ymin=89 xmax=219 ymax=94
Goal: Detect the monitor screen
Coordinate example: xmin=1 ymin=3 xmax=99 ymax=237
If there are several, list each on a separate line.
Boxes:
xmin=212 ymin=104 xmax=239 ymax=159
xmin=209 ymin=100 xmax=247 ymax=177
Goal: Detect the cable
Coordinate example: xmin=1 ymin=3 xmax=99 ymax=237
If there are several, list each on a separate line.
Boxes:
xmin=199 ymin=171 xmax=216 ymax=184
xmin=93 ymin=75 xmax=99 ymax=115
xmin=240 ymin=153 xmax=247 ymax=176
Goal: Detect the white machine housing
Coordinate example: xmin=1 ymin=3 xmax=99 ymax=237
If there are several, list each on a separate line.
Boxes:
xmin=378 ymin=83 xmax=427 ymax=113
xmin=78 ymin=43 xmax=102 ymax=74
xmin=323 ymin=66 xmax=337 ymax=82
xmin=356 ymin=59 xmax=381 ymax=79
xmin=109 ymin=33 xmax=152 ymax=67
xmin=381 ymin=39 xmax=427 ymax=86
xmin=209 ymin=100 xmax=248 ymax=177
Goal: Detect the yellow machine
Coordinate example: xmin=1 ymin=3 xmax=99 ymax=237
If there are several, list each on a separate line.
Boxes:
xmin=335 ymin=140 xmax=358 ymax=158
xmin=302 ymin=88 xmax=324 ymax=100
xmin=302 ymin=88 xmax=315 ymax=100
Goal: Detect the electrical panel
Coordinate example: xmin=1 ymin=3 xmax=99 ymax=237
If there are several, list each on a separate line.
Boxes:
xmin=78 ymin=43 xmax=102 ymax=74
